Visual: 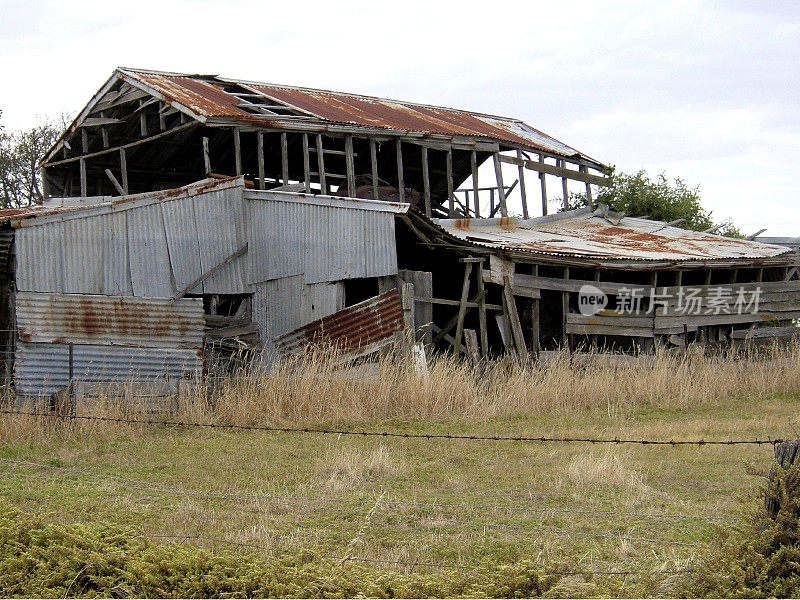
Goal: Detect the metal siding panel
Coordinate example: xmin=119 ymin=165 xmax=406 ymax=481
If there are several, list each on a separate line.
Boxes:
xmin=127 ymin=204 xmax=174 ymax=297
xmin=364 ymin=213 xmax=398 ymax=278
xmin=62 ymin=215 xmax=107 ymax=294
xmin=191 ymin=188 xmax=246 ymax=293
xmin=251 ymin=275 xmax=305 ymax=350
xmin=161 ymin=197 xmax=203 ymax=293
xmin=301 ymin=282 xmax=345 ymax=323
xmin=244 ymin=197 xmax=304 ymax=284
xmin=16 ymin=223 xmax=65 ymax=293
xmin=103 ymin=211 xmax=133 ymax=296
xmin=15 ymin=342 xmax=202 ymax=397
xmin=16 ymin=292 xmax=204 ymax=348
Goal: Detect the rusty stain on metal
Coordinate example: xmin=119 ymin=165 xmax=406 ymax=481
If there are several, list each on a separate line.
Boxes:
xmin=116 ymin=69 xmax=591 ymax=160
xmin=436 ymin=213 xmax=795 ymax=262
xmin=274 ymin=289 xmax=404 ymax=357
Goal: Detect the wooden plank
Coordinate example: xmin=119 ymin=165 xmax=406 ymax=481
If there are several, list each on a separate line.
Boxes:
xmin=567 ymin=323 xmax=655 ymax=337
xmin=495 ymin=313 xmax=514 ymax=358
xmin=654 ymin=311 xmax=800 ymax=329
xmin=280 ymin=132 xmax=289 ymax=184
xmin=421 ymin=146 xmax=431 ymax=216
xmin=493 ymin=153 xmax=508 ymax=217
xmin=471 ymin=151 xmax=480 ymax=218
xmin=101 ymin=126 xmax=109 ymax=149
xmin=730 ymin=325 xmax=800 ymax=339
xmin=104 ymin=169 xmax=125 ymax=195
xmin=561 ymin=267 xmax=569 ymax=346
xmin=78 ymin=117 xmax=123 ymax=127
xmin=431 ymin=289 xmax=488 ymax=346
xmin=539 ymin=154 xmax=548 ymax=215
xmin=257 ymin=131 xmax=265 ymax=190
xmin=79 ymin=158 xmax=87 ymax=197
xmin=503 ymin=275 xmax=529 ymax=362
xmin=202 ymin=137 xmax=211 ymax=175
xmin=454 ymin=262 xmax=474 ymax=356
xmin=516 ymin=150 xmax=529 ymax=219
xmin=345 ymin=134 xmax=355 ymax=197
xmin=413 ymin=296 xmax=501 ymax=312
xmin=370 ymin=139 xmax=379 ymax=200
xmin=302 ymin=133 xmax=311 ymax=192
xmin=396 ymin=139 xmax=405 ymax=204
xmin=234 ymin=127 xmax=242 ymax=175
xmin=48 ymin=122 xmax=198 ymax=168
xmin=566 ymin=313 xmax=654 ymax=328
xmin=139 ymin=110 xmax=147 ymax=137
xmin=173 ymin=243 xmax=248 ymax=300
xmin=464 ymin=329 xmax=481 ymax=367
xmin=119 ymin=148 xmax=128 ymax=194
xmin=476 ymin=261 xmax=489 ymax=356
xmin=581 ymin=165 xmax=594 ymax=208
xmin=316 ymin=134 xmax=327 ymax=194
xmin=81 ymin=129 xmax=88 ymax=154
xmin=446 ymin=149 xmax=454 ymax=217
xmin=559 ymin=159 xmax=569 ymax=211
xmin=499 ymin=154 xmax=612 ymax=187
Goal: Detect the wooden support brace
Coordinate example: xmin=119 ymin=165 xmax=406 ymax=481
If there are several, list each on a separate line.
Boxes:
xmin=539 ymin=154 xmax=548 ymax=215
xmin=104 ymin=169 xmax=125 ymax=195
xmin=421 ymin=146 xmax=431 ymax=217
xmin=119 ymin=148 xmax=128 ymax=194
xmin=471 ymin=150 xmax=480 ymax=218
xmin=517 ymin=150 xmax=529 ymax=219
xmin=454 ymin=262 xmax=474 ymax=356
xmin=345 ymin=134 xmax=355 ymax=197
xmin=396 ymin=139 xmax=405 ymax=203
xmin=432 ymin=289 xmax=488 ymax=346
xmin=302 ymin=133 xmax=311 ymax=192
xmin=257 ymin=131 xmax=265 ymax=190
xmin=503 ymin=275 xmax=529 ymax=362
xmin=316 ymin=134 xmax=327 ymax=194
xmin=281 ymin=132 xmax=289 ymax=184
xmin=370 ymin=139 xmax=379 ymax=200
xmin=493 ymin=153 xmax=508 ymax=217
xmin=79 ymin=158 xmax=87 ymax=197
xmin=174 ymin=243 xmax=248 ymax=300
xmin=202 ymin=137 xmax=211 ymax=175
xmin=476 ymin=261 xmax=489 ymax=357
xmin=233 ymin=127 xmax=242 ymax=175
xmin=446 ymin=149 xmax=454 ymax=216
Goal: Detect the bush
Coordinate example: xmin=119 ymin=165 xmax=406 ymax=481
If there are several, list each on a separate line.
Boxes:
xmin=675 ymin=462 xmax=800 ymax=598
xmin=0 ymin=502 xmax=555 ymax=598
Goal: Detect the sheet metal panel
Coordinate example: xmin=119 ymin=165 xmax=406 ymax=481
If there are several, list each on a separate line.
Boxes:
xmin=273 ymin=289 xmax=403 ymax=357
xmin=301 ymin=282 xmax=345 ymax=323
xmin=244 ymin=197 xmax=304 ymax=284
xmin=15 ymin=222 xmax=65 ymax=292
xmin=161 ymin=197 xmax=203 ymax=293
xmin=16 ymin=292 xmax=204 ymax=348
xmin=251 ymin=275 xmax=305 ymax=351
xmin=114 ymin=69 xmax=598 ymax=163
xmin=127 ymin=203 xmax=174 ymax=297
xmin=191 ymin=188 xmax=246 ymax=293
xmin=434 ymin=212 xmax=795 ymax=262
xmin=15 ymin=342 xmax=202 ymax=397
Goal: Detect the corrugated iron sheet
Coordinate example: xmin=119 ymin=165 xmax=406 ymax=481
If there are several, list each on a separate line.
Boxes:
xmin=434 ymin=210 xmax=794 ymax=262
xmin=116 ymin=68 xmax=594 ymax=161
xmin=15 ymin=342 xmax=202 ymax=396
xmin=273 ymin=289 xmax=403 ymax=357
xmin=16 ymin=292 xmax=204 ymax=348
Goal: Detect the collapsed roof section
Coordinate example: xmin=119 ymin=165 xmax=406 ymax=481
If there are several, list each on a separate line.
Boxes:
xmin=39 ymin=68 xmax=609 ymax=220
xmin=432 ymin=206 xmax=796 ymax=268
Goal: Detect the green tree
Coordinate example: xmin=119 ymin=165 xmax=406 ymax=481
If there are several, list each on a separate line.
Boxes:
xmin=560 ymin=168 xmax=741 ymax=237
xmin=0 ymin=111 xmax=64 ymax=208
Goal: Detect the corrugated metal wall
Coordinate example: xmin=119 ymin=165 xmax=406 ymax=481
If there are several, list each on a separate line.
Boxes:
xmin=13 ymin=180 xmax=407 ymax=386
xmin=15 ymin=342 xmax=202 ymax=396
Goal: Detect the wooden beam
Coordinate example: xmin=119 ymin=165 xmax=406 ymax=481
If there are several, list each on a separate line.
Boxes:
xmin=493 ymin=153 xmax=508 ymax=217
xmin=421 ymin=146 xmax=431 ymax=216
xmin=531 ymin=265 xmax=540 ymax=358
xmin=446 ymin=149 xmax=454 ymax=217
xmin=233 ymin=127 xmax=242 ymax=175
xmin=516 ymin=150 xmax=529 ymax=219
xmin=396 ymin=139 xmax=405 ymax=203
xmin=370 ymin=139 xmax=379 ymax=200
xmin=476 ymin=261 xmax=488 ymax=356
xmin=302 ymin=133 xmax=311 ymax=192
xmin=316 ymin=134 xmax=327 ymax=194
xmin=43 ymin=122 xmax=197 ymax=167
xmin=79 ymin=158 xmax=87 ymax=197
xmin=559 ymin=159 xmax=569 ymax=211
xmin=139 ymin=110 xmax=147 ymax=137
xmin=580 ymin=165 xmax=594 ymax=208
xmin=454 ymin=262 xmax=474 ymax=356
xmin=281 ymin=132 xmax=289 ymax=184
xmin=81 ymin=129 xmax=88 ymax=154
xmin=503 ymin=275 xmax=529 ymax=362
xmin=202 ymin=136 xmax=211 ymax=175
xmin=174 ymin=243 xmax=248 ymax=299
xmin=345 ymin=134 xmax=355 ymax=197
xmin=471 ymin=150 xmax=480 ymax=218
xmin=431 ymin=289 xmax=488 ymax=346
xmin=500 ymin=154 xmax=612 ymax=187
xmin=539 ymin=154 xmax=548 ymax=215
xmin=101 ymin=126 xmax=109 ymax=149
xmin=104 ymin=169 xmax=125 ymax=195
xmin=257 ymin=131 xmax=265 ymax=190
xmin=119 ymin=148 xmax=128 ymax=194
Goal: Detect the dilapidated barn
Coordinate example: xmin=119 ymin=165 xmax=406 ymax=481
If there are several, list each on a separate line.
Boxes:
xmin=3 ymin=67 xmax=797 ymax=396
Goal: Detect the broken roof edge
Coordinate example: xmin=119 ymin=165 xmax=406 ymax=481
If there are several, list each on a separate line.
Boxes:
xmin=5 ymin=176 xmax=409 ymax=228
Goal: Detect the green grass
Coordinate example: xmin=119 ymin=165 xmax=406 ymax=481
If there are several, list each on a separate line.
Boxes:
xmin=1 ymin=389 xmax=798 ymax=597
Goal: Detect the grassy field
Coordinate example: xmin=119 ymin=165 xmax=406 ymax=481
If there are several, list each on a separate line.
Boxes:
xmin=2 ymin=347 xmax=800 ymax=597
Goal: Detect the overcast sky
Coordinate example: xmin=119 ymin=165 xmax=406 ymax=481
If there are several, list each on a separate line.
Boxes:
xmin=1 ymin=0 xmax=798 ymax=235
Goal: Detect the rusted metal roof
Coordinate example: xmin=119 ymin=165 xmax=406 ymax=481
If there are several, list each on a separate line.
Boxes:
xmin=117 ymin=68 xmax=594 ymax=161
xmin=434 ymin=208 xmax=795 ymax=263
xmin=273 ymin=289 xmax=404 ymax=358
